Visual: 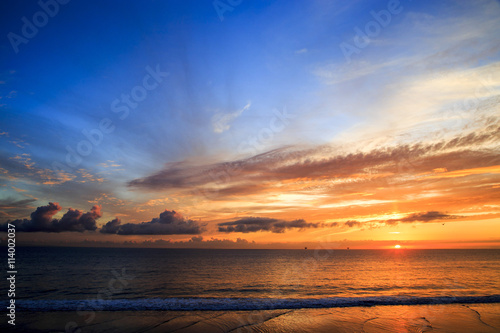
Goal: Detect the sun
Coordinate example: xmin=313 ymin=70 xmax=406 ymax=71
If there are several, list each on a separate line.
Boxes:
xmin=394 ymin=244 xmax=401 ymax=249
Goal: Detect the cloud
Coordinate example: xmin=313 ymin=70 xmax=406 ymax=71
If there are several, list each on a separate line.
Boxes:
xmin=0 ymin=197 xmax=36 ymax=210
xmin=129 ymin=120 xmax=500 ymax=198
xmin=54 ymin=205 xmax=102 ymax=232
xmin=76 ymin=169 xmax=104 ymax=183
xmin=211 ymin=102 xmax=251 ymax=133
xmin=344 ymin=220 xmax=363 ymax=228
xmin=335 ymin=211 xmax=458 ymax=228
xmin=137 ymin=236 xmax=255 ymax=248
xmin=314 ymin=57 xmax=411 ymax=85
xmin=100 ymin=218 xmax=121 ymax=234
xmin=75 ymin=236 xmax=257 ymax=249
xmin=126 ymin=107 xmax=499 ymax=230
xmin=1 ymin=154 xmax=107 ymax=186
xmin=385 ymin=211 xmax=456 ymax=225
xmin=100 ymin=210 xmax=204 ymax=235
xmin=400 ymin=211 xmax=452 ymax=222
xmin=0 ymin=203 xmax=101 ymax=232
xmin=98 ymin=160 xmax=122 ymax=168
xmin=0 ymin=152 xmax=76 ymax=185
xmin=422 ymin=165 xmax=500 ymax=179
xmin=8 ymin=138 xmax=29 ymax=149
xmin=27 ymin=202 xmax=63 ymax=230
xmin=218 ymin=217 xmax=322 ymax=233
xmin=314 ymin=1 xmax=500 ymax=85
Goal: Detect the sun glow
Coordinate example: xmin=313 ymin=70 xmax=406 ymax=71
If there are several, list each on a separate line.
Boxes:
xmin=394 ymin=244 xmax=401 ymax=249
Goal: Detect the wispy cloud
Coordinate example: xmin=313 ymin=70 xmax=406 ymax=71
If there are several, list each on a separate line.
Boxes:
xmin=76 ymin=169 xmax=104 ymax=183
xmin=128 ymin=114 xmax=499 ymax=232
xmin=130 ymin=118 xmax=499 ymax=195
xmin=98 ymin=160 xmax=122 ymax=168
xmin=0 ymin=197 xmax=36 ymax=210
xmin=315 ymin=1 xmax=500 ymax=86
xmin=211 ymin=102 xmax=251 ymax=133
xmin=0 ymin=153 xmax=107 ymax=186
xmin=422 ymin=165 xmax=500 ymax=180
xmin=328 ymin=211 xmax=459 ymax=230
xmin=218 ymin=217 xmax=322 ymax=233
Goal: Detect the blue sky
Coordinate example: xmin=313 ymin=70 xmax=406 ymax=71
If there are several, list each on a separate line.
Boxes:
xmin=1 ymin=0 xmax=499 ymax=248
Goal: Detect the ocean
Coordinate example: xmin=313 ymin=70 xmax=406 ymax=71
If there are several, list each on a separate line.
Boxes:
xmin=4 ymin=247 xmax=500 ymax=312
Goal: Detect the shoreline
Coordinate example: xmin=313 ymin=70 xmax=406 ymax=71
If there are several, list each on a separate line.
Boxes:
xmin=4 ymin=303 xmax=499 ymax=332
xmin=11 ymin=294 xmax=500 ymax=311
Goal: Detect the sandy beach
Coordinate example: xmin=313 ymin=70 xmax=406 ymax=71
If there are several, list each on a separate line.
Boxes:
xmin=5 ymin=303 xmax=499 ymax=333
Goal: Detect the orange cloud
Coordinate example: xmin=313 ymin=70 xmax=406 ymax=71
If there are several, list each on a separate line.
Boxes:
xmin=423 ymin=165 xmax=500 ymax=179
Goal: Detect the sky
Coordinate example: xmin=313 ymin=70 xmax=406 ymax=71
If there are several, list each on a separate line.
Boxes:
xmin=0 ymin=0 xmax=499 ymax=249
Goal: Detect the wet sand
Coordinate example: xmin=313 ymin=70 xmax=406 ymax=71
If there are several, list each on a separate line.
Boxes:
xmin=5 ymin=303 xmax=500 ymax=332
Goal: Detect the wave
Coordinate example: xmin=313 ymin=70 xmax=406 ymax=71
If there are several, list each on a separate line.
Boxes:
xmin=10 ymin=295 xmax=500 ymax=311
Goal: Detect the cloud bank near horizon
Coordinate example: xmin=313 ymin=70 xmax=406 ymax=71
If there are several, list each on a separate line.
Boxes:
xmin=0 ymin=201 xmax=459 ymax=236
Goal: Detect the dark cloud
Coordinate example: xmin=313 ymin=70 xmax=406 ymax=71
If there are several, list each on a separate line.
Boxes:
xmin=217 ymin=212 xmax=458 ymax=234
xmin=401 ymin=211 xmax=452 ymax=222
xmin=385 ymin=211 xmax=455 ymax=225
xmin=336 ymin=211 xmax=458 ymax=228
xmin=218 ymin=217 xmax=322 ymax=233
xmin=100 ymin=210 xmax=204 ymax=235
xmin=0 ymin=202 xmax=100 ymax=232
xmin=55 ymin=205 xmax=102 ymax=232
xmin=100 ymin=218 xmax=121 ymax=234
xmin=344 ymin=220 xmax=363 ymax=228
xmin=326 ymin=212 xmax=458 ymax=229
xmin=29 ymin=202 xmax=63 ymax=230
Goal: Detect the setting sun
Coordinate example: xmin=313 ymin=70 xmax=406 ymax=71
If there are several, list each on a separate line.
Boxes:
xmin=395 ymin=245 xmax=401 ymax=249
